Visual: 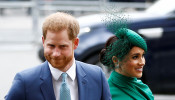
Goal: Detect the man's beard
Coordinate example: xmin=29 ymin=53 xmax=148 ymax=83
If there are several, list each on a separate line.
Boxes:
xmin=45 ymin=54 xmax=73 ymax=70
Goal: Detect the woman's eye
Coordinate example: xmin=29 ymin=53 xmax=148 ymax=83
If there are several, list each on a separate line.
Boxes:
xmin=132 ymin=56 xmax=138 ymax=59
xmin=142 ymin=54 xmax=145 ymax=58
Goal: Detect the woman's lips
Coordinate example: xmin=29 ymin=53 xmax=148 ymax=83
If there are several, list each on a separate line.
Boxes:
xmin=136 ymin=67 xmax=143 ymax=72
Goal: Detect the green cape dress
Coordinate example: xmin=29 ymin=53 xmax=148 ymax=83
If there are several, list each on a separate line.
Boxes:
xmin=108 ymin=71 xmax=154 ymax=100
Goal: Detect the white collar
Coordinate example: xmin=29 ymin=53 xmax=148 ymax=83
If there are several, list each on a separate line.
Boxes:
xmin=48 ymin=59 xmax=76 ymax=81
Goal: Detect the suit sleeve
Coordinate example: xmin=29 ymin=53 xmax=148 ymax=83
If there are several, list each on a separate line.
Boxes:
xmin=5 ymin=73 xmax=25 ymax=100
xmin=100 ymin=68 xmax=112 ymax=100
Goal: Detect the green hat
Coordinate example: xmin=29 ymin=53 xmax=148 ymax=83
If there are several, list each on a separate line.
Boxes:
xmin=115 ymin=28 xmax=147 ymax=52
xmin=102 ymin=28 xmax=147 ymax=68
xmin=101 ymin=8 xmax=147 ymax=68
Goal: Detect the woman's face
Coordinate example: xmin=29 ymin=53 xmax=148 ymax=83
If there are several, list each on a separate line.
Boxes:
xmin=116 ymin=46 xmax=145 ymax=78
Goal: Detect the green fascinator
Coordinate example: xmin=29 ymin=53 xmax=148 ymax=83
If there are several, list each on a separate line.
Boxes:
xmin=101 ymin=8 xmax=147 ymax=68
xmin=115 ymin=28 xmax=147 ymax=52
xmin=102 ymin=28 xmax=147 ymax=68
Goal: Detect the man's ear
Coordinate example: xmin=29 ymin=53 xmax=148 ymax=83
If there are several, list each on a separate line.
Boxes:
xmin=74 ymin=37 xmax=79 ymax=49
xmin=42 ymin=36 xmax=45 ymax=47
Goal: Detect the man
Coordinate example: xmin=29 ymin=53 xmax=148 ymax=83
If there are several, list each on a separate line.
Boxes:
xmin=5 ymin=12 xmax=111 ymax=100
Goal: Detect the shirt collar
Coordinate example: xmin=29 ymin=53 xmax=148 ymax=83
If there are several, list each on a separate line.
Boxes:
xmin=48 ymin=59 xmax=76 ymax=81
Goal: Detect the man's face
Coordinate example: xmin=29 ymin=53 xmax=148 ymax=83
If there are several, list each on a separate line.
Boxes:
xmin=42 ymin=29 xmax=79 ymax=71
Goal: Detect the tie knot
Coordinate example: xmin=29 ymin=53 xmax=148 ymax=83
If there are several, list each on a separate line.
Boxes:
xmin=61 ymin=73 xmax=67 ymax=82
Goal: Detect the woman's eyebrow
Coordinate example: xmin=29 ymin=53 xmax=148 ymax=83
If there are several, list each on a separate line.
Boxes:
xmin=131 ymin=53 xmax=139 ymax=55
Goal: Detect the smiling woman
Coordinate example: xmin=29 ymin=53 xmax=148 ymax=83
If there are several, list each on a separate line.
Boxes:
xmin=99 ymin=28 xmax=154 ymax=100
xmin=116 ymin=46 xmax=145 ymax=78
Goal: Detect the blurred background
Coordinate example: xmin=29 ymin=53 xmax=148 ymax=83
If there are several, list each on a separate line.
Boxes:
xmin=1 ymin=0 xmax=175 ymax=99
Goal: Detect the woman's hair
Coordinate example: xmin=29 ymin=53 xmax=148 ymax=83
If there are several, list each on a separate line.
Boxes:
xmin=99 ymin=36 xmax=118 ymax=67
xmin=99 ymin=28 xmax=147 ymax=69
xmin=42 ymin=12 xmax=80 ymax=40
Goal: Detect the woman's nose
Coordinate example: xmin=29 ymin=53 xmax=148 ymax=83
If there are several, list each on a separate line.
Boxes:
xmin=139 ymin=57 xmax=145 ymax=66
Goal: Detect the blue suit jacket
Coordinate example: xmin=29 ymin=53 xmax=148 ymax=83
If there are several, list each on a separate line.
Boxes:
xmin=5 ymin=61 xmax=111 ymax=100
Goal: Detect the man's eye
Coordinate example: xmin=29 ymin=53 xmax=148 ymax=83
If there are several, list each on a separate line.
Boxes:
xmin=48 ymin=45 xmax=54 ymax=48
xmin=61 ymin=45 xmax=67 ymax=48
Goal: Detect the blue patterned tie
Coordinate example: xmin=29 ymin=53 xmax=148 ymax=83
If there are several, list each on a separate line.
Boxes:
xmin=60 ymin=73 xmax=71 ymax=100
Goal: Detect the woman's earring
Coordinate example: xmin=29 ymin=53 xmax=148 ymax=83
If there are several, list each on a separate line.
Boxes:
xmin=115 ymin=63 xmax=119 ymax=69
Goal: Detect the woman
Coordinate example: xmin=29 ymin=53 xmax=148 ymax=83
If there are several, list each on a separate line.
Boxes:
xmin=99 ymin=28 xmax=154 ymax=100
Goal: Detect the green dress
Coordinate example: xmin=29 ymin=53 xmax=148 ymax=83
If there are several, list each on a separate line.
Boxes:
xmin=108 ymin=71 xmax=154 ymax=100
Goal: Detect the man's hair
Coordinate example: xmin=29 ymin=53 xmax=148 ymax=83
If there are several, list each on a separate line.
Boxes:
xmin=42 ymin=12 xmax=80 ymax=40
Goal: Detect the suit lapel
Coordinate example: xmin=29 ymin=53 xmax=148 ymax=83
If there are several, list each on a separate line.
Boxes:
xmin=76 ymin=61 xmax=88 ymax=100
xmin=40 ymin=61 xmax=56 ymax=100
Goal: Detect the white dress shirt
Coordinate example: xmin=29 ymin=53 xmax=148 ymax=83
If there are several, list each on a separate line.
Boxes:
xmin=49 ymin=59 xmax=78 ymax=100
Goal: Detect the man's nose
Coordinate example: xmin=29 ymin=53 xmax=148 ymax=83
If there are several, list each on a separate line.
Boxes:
xmin=53 ymin=48 xmax=60 ymax=57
